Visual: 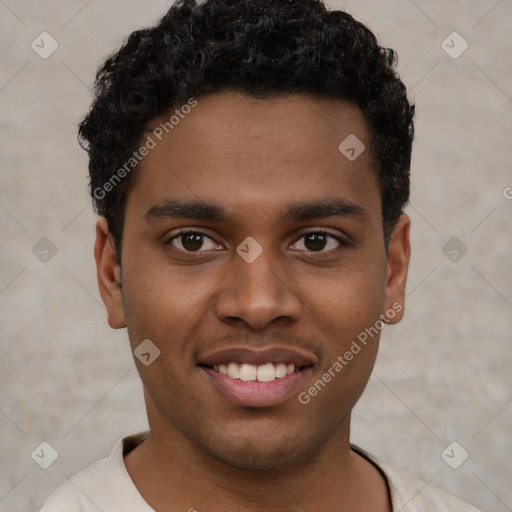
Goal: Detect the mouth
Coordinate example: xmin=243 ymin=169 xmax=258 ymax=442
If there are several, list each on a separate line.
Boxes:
xmin=198 ymin=347 xmax=317 ymax=407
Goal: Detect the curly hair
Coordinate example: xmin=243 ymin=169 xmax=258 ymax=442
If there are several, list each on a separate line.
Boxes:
xmin=79 ymin=0 xmax=415 ymax=261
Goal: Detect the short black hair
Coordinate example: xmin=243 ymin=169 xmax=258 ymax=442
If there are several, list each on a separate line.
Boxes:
xmin=79 ymin=0 xmax=415 ymax=261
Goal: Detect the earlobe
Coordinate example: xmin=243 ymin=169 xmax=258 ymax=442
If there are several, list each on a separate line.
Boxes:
xmin=94 ymin=217 xmax=126 ymax=329
xmin=383 ymin=214 xmax=411 ymax=325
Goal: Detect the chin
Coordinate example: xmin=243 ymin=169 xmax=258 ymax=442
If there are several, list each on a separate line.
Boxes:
xmin=197 ymin=430 xmax=322 ymax=471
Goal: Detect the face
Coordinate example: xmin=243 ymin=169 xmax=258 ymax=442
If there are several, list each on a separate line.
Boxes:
xmin=95 ymin=91 xmax=410 ymax=470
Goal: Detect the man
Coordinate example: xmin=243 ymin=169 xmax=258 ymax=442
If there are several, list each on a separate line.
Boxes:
xmin=41 ymin=0 xmax=482 ymax=510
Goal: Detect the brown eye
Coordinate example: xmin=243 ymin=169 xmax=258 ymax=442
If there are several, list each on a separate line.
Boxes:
xmin=290 ymin=232 xmax=344 ymax=253
xmin=304 ymin=233 xmax=328 ymax=251
xmin=181 ymin=233 xmax=204 ymax=252
xmin=167 ymin=230 xmax=222 ymax=253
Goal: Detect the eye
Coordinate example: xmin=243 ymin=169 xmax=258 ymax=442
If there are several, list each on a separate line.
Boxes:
xmin=290 ymin=232 xmax=345 ymax=253
xmin=167 ymin=230 xmax=223 ymax=253
xmin=166 ymin=230 xmax=346 ymax=254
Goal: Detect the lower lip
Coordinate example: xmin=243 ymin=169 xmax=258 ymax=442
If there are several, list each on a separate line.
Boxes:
xmin=201 ymin=367 xmax=312 ymax=407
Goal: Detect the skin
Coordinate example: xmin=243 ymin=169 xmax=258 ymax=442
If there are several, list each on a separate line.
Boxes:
xmin=95 ymin=91 xmax=410 ymax=512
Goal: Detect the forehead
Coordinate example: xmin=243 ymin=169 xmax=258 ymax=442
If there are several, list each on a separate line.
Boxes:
xmin=126 ymin=91 xmax=381 ymax=224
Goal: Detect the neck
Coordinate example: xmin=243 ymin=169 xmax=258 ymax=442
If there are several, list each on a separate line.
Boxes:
xmin=124 ymin=416 xmax=391 ymax=512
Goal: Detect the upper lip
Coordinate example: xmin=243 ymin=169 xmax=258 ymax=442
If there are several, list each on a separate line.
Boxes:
xmin=198 ymin=346 xmax=318 ymax=367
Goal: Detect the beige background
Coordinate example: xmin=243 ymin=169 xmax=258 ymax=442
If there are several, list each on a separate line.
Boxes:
xmin=1 ymin=1 xmax=511 ymax=511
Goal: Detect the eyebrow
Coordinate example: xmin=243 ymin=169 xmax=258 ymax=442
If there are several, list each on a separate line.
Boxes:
xmin=144 ymin=198 xmax=366 ymax=223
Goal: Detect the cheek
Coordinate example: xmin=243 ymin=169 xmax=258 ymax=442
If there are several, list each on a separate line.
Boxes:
xmin=121 ymin=260 xmax=219 ymax=366
xmin=302 ymin=260 xmax=386 ymax=327
xmin=298 ymin=262 xmax=386 ymax=394
xmin=124 ymin=252 xmax=204 ymax=317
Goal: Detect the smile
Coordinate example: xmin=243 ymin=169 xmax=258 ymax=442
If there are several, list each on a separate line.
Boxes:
xmin=198 ymin=346 xmax=317 ymax=406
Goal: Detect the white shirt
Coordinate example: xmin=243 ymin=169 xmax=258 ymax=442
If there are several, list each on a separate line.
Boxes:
xmin=41 ymin=432 xmax=482 ymax=512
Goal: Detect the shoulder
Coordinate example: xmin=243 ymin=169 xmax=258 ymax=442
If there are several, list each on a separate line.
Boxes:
xmin=40 ymin=456 xmax=113 ymax=512
xmin=351 ymin=444 xmax=483 ymax=512
xmin=40 ymin=432 xmax=151 ymax=512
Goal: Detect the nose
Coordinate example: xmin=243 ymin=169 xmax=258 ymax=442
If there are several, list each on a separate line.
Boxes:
xmin=213 ymin=244 xmax=303 ymax=330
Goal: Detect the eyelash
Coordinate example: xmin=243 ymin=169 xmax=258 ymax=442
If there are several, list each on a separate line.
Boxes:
xmin=165 ymin=229 xmax=348 ymax=254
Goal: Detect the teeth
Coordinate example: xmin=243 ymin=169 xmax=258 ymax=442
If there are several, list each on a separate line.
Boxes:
xmin=239 ymin=363 xmax=257 ymax=381
xmin=257 ymin=363 xmax=276 ymax=382
xmin=275 ymin=363 xmax=287 ymax=378
xmin=227 ymin=362 xmax=240 ymax=379
xmin=214 ymin=362 xmax=297 ymax=382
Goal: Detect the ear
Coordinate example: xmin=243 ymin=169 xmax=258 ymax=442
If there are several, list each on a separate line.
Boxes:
xmin=383 ymin=214 xmax=411 ymax=324
xmin=94 ymin=217 xmax=126 ymax=329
